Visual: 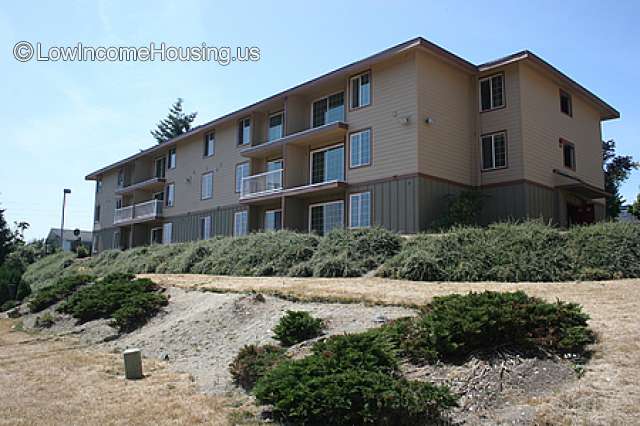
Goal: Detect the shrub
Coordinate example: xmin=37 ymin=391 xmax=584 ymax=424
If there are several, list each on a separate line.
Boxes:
xmin=0 ymin=281 xmax=9 ymax=306
xmin=229 ymin=344 xmax=287 ymax=391
xmin=273 ymin=310 xmax=325 ymax=346
xmin=58 ymin=275 xmax=167 ymax=332
xmin=76 ymin=245 xmax=90 ymax=259
xmin=22 ymin=251 xmax=78 ymax=291
xmin=28 ymin=274 xmax=94 ymax=313
xmin=383 ymin=291 xmax=595 ymax=364
xmin=309 ymin=228 xmax=402 ymax=277
xmin=431 ymin=190 xmax=485 ymax=230
xmin=15 ymin=280 xmax=31 ymax=301
xmin=254 ymin=332 xmax=457 ymax=425
xmin=34 ymin=312 xmax=55 ymax=328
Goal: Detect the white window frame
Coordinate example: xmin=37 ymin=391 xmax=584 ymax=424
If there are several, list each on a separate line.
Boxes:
xmin=480 ymin=132 xmax=508 ymax=171
xmin=204 ymin=131 xmax=215 ymax=157
xmin=308 ymin=200 xmax=344 ymax=235
xmin=162 ymin=222 xmax=172 ymax=244
xmin=112 ymin=230 xmax=120 ymax=250
xmin=235 ymin=162 xmax=250 ymax=193
xmin=96 ymin=178 xmax=102 ymax=193
xmin=479 ymin=73 xmax=505 ymax=112
xmin=165 ymin=183 xmax=175 ymax=207
xmin=350 ymin=71 xmax=371 ymax=109
xmin=234 ymin=211 xmax=248 ymax=236
xmin=150 ymin=227 xmax=163 ymax=245
xmin=264 ymin=209 xmax=282 ymax=231
xmin=200 ymin=216 xmax=212 ymax=240
xmin=168 ymin=148 xmax=177 ymax=169
xmin=238 ymin=117 xmax=251 ymax=145
xmin=309 ymin=143 xmax=345 ymax=184
xmin=268 ymin=111 xmax=284 ymax=141
xmin=201 ymin=172 xmax=213 ymax=200
xmin=310 ymin=91 xmax=345 ymax=128
xmin=115 ymin=197 xmax=123 ymax=210
xmin=349 ymin=192 xmax=371 ymax=228
xmin=349 ymin=129 xmax=371 ymax=168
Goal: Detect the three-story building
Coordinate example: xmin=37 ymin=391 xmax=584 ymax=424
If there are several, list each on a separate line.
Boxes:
xmin=86 ymin=37 xmax=618 ymax=253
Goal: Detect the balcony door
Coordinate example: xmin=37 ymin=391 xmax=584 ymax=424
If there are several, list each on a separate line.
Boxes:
xmin=310 ymin=145 xmax=344 ymax=184
xmin=155 ymin=157 xmax=166 ymax=178
xmin=266 ymin=159 xmax=283 ymax=190
xmin=309 ymin=201 xmax=344 ymax=236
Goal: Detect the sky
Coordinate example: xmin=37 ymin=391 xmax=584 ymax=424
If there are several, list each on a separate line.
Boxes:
xmin=1 ymin=0 xmax=639 ymax=241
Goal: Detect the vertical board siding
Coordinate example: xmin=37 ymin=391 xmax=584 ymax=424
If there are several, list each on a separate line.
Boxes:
xmin=167 ymin=205 xmax=246 ymax=243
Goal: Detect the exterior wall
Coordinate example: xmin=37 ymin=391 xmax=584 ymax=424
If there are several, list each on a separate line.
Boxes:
xmin=519 ymin=62 xmax=605 ymax=190
xmin=94 ymin=169 xmax=119 ymax=231
xmin=477 ymin=63 xmax=525 ymax=186
xmin=168 ymin=204 xmax=245 ymax=242
xmin=416 ymin=50 xmax=474 ymax=186
xmin=346 ymin=52 xmax=419 ymax=183
xmin=416 ymin=175 xmax=466 ymax=230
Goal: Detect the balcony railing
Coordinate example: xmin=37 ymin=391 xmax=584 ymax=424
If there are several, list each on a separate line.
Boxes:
xmin=241 ymin=169 xmax=283 ymax=199
xmin=114 ymin=199 xmax=163 ymax=225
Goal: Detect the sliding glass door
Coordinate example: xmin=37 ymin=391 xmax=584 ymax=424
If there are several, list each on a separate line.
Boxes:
xmin=310 ymin=145 xmax=344 ymax=184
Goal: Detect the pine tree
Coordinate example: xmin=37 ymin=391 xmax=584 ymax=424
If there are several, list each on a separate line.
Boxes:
xmin=0 ymin=208 xmax=14 ymax=265
xmin=150 ymin=98 xmax=198 ymax=144
xmin=602 ymin=140 xmax=638 ymax=218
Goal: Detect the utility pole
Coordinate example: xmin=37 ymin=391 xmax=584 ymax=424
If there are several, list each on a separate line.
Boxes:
xmin=60 ymin=189 xmax=71 ymax=251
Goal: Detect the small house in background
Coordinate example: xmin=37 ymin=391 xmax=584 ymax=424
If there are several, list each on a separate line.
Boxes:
xmin=46 ymin=228 xmax=93 ymax=253
xmin=618 ymin=206 xmax=640 ymax=224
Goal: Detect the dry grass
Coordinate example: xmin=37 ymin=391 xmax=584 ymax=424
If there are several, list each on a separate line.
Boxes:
xmin=142 ymin=274 xmax=640 ymax=425
xmin=0 ymin=320 xmax=258 ymax=426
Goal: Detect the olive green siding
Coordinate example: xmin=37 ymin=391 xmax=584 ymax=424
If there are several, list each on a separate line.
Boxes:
xmin=416 ymin=176 xmax=466 ymax=230
xmin=168 ymin=205 xmax=246 ymax=242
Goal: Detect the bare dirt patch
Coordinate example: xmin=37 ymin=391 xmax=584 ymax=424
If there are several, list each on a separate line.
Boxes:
xmin=0 ymin=320 xmax=255 ymax=426
xmin=141 ymin=274 xmax=640 ymax=425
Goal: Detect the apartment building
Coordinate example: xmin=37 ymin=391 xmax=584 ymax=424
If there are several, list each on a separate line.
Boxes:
xmin=86 ymin=37 xmax=619 ymax=253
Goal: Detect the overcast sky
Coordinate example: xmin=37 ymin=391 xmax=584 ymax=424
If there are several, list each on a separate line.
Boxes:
xmin=1 ymin=0 xmax=638 ymax=240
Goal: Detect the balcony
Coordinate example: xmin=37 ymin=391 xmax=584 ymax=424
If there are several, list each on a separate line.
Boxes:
xmin=114 ymin=199 xmax=163 ymax=225
xmin=240 ymin=169 xmax=284 ymax=200
xmin=240 ymin=121 xmax=348 ymax=158
xmin=115 ymin=176 xmax=166 ymax=195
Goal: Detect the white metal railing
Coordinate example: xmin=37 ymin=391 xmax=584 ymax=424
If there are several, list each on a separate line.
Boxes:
xmin=114 ymin=199 xmax=162 ymax=224
xmin=241 ymin=169 xmax=283 ymax=198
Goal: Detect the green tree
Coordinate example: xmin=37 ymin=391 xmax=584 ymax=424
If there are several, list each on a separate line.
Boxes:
xmin=0 ymin=208 xmax=14 ymax=264
xmin=629 ymin=191 xmax=640 ymax=220
xmin=603 ymin=140 xmax=638 ymax=218
xmin=150 ymin=98 xmax=197 ymax=144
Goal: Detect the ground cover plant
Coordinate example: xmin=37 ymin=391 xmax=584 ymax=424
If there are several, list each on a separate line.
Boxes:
xmin=229 ymin=344 xmax=287 ymax=391
xmin=28 ymin=274 xmax=94 ymax=313
xmin=57 ymin=273 xmax=168 ymax=332
xmin=273 ymin=310 xmax=325 ymax=346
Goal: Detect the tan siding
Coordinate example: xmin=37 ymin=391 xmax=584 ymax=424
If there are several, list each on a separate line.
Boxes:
xmin=519 ymin=62 xmax=605 ymax=190
xmin=163 ymin=121 xmax=245 ymax=217
xmin=94 ymin=170 xmax=118 ymax=230
xmin=346 ymin=53 xmax=419 ymax=183
xmin=416 ymin=50 xmax=474 ymax=186
xmin=478 ymin=63 xmax=525 ymax=185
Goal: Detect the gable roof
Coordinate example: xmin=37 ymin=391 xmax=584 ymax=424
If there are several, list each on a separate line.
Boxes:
xmin=46 ymin=228 xmax=93 ymax=243
xmin=86 ymin=37 xmax=619 ymax=180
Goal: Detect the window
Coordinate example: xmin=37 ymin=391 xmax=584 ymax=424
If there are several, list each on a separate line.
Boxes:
xmin=153 ymin=191 xmax=164 ymax=201
xmin=96 ymin=179 xmax=102 ymax=193
xmin=115 ymin=198 xmax=123 ymax=209
xmin=312 ymin=92 xmax=344 ymax=127
xmin=264 ymin=209 xmax=282 ymax=231
xmin=268 ymin=112 xmax=283 ymax=141
xmin=562 ymin=140 xmax=576 ymax=170
xmin=349 ymin=129 xmax=371 ymax=168
xmin=349 ymin=192 xmax=371 ymax=228
xmin=309 ymin=201 xmax=344 ymax=236
xmin=162 ymin=222 xmax=172 ymax=244
xmin=165 ymin=183 xmax=175 ymax=207
xmin=266 ymin=159 xmax=283 ymax=190
xmin=481 ymin=132 xmax=507 ymax=170
xmin=155 ymin=157 xmax=166 ymax=178
xmin=112 ymin=231 xmax=120 ymax=250
xmin=150 ymin=227 xmax=162 ymax=245
xmin=560 ymin=90 xmax=573 ymax=117
xmin=479 ymin=73 xmax=504 ymax=111
xmin=235 ymin=162 xmax=250 ymax=193
xmin=168 ymin=148 xmax=176 ymax=169
xmin=117 ymin=169 xmax=125 ymax=188
xmin=204 ymin=131 xmax=215 ymax=156
xmin=200 ymin=216 xmax=211 ymax=240
xmin=238 ymin=117 xmax=251 ymax=145
xmin=311 ymin=145 xmax=344 ymax=184
xmin=234 ymin=211 xmax=248 ymax=236
xmin=201 ymin=172 xmax=213 ymax=200
xmin=94 ymin=204 xmax=100 ymax=222
xmin=350 ymin=72 xmax=371 ymax=109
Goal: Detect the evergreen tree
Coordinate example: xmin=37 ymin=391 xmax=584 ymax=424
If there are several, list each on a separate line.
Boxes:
xmin=602 ymin=140 xmax=638 ymax=218
xmin=150 ymin=98 xmax=197 ymax=144
xmin=0 ymin=208 xmax=14 ymax=265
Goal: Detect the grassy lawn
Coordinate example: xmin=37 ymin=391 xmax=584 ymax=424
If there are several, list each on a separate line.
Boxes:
xmin=143 ymin=274 xmax=640 ymax=425
xmin=0 ymin=319 xmax=256 ymax=426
